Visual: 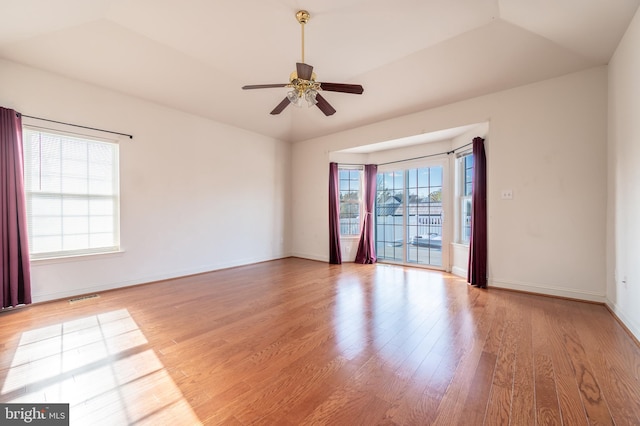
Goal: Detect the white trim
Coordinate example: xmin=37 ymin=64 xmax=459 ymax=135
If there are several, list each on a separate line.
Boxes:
xmin=606 ymin=300 xmax=640 ymax=342
xmin=30 ymin=249 xmax=125 ymax=265
xmin=451 ymin=266 xmax=467 ymax=278
xmin=30 ymin=254 xmax=292 ymax=304
xmin=490 ymin=277 xmax=606 ymax=303
xmin=291 ymin=252 xmax=329 ymax=263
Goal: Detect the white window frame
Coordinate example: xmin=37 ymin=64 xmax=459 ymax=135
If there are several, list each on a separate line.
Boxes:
xmin=22 ymin=125 xmax=121 ymax=260
xmin=456 ymin=151 xmax=473 ymax=245
xmin=338 ymin=165 xmax=364 ymax=237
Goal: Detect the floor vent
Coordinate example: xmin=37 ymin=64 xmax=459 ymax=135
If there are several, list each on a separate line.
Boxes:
xmin=69 ymin=294 xmax=100 ymax=304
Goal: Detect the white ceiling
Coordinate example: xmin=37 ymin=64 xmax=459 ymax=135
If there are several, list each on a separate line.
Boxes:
xmin=1 ymin=0 xmax=638 ymax=143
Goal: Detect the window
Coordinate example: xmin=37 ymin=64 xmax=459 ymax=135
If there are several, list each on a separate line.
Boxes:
xmin=459 ymin=153 xmax=473 ymax=244
xmin=338 ymin=167 xmax=362 ymax=236
xmin=23 ymin=127 xmax=120 ymax=259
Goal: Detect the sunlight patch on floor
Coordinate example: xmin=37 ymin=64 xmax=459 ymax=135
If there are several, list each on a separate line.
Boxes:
xmin=0 ymin=309 xmax=202 ymax=425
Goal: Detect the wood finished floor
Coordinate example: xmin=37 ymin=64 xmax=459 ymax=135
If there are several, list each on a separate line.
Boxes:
xmin=1 ymin=258 xmax=639 ymax=425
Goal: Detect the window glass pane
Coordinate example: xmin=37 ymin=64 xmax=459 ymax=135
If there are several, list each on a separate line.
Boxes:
xmin=31 ymin=196 xmax=62 ymax=215
xmin=63 ymin=198 xmax=89 ymax=216
xmin=40 ymin=175 xmax=61 ymax=193
xmin=31 ymin=216 xmax=62 ymax=236
xmin=63 ymin=216 xmax=89 ymax=235
xmin=90 ymin=199 xmax=113 ymax=215
xmin=429 ymin=168 xmax=442 ymax=186
xmin=393 ymin=171 xmax=403 ymax=189
xmin=63 ymin=234 xmax=89 ymax=251
xmin=465 ymin=183 xmax=473 ymax=196
xmin=429 ymin=187 xmax=442 ymax=202
xmin=32 ymin=236 xmax=62 ymax=254
xmin=90 ymin=216 xmax=114 ymax=233
xmin=62 ymin=176 xmax=88 ymax=194
xmin=417 ymin=168 xmax=429 ymax=187
xmin=90 ymin=233 xmax=115 ymax=249
xmin=462 ymin=198 xmax=472 ymax=244
xmin=408 ymin=169 xmax=417 ymax=187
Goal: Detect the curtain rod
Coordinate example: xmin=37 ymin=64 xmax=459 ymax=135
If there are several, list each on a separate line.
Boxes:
xmin=337 ymin=141 xmax=473 ymax=167
xmin=18 ymin=113 xmax=133 ymax=139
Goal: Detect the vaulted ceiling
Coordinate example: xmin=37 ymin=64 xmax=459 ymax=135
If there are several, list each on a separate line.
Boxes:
xmin=1 ymin=0 xmax=638 ymax=142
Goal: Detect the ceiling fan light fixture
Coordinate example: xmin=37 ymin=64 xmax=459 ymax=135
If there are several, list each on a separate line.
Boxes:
xmin=305 ymin=89 xmax=318 ymax=106
xmin=287 ymin=90 xmax=301 ymax=106
xmin=288 ymin=88 xmax=318 ymax=108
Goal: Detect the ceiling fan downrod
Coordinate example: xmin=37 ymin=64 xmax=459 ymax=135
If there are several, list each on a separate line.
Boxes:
xmin=296 ymin=10 xmax=310 ymax=64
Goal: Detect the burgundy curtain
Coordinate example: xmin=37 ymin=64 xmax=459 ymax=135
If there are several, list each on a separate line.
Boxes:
xmin=468 ymin=137 xmax=487 ymax=288
xmin=329 ymin=162 xmax=342 ymax=264
xmin=355 ymin=164 xmax=377 ymax=264
xmin=1 ymin=107 xmax=32 ymax=308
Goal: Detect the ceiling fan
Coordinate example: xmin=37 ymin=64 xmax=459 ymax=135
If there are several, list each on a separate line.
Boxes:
xmin=242 ymin=10 xmax=364 ymax=116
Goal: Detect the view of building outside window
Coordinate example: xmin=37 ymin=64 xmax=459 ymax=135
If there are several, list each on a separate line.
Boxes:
xmin=338 ymin=168 xmax=362 ymax=236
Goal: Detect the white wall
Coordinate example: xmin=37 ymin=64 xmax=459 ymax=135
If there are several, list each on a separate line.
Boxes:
xmin=292 ymin=67 xmax=608 ymax=302
xmin=0 ymin=59 xmax=291 ymax=303
xmin=608 ymin=8 xmax=640 ymax=339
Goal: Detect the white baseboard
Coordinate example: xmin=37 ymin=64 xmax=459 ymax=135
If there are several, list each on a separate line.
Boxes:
xmin=606 ymin=300 xmax=640 ymax=342
xmin=451 ymin=266 xmax=467 ymax=278
xmin=31 ymin=253 xmax=292 ymax=304
xmin=290 ymin=252 xmax=329 ymax=263
xmin=490 ymin=277 xmax=606 ymax=303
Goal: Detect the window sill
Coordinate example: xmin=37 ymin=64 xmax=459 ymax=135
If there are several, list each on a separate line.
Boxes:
xmin=340 ymin=235 xmax=361 ymax=240
xmin=30 ymin=250 xmax=126 ymax=265
xmin=451 ymin=242 xmax=470 ymax=249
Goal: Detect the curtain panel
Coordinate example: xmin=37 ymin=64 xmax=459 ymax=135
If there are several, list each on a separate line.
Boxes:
xmin=1 ymin=107 xmax=32 ymax=308
xmin=354 ymin=164 xmax=377 ymax=264
xmin=467 ymin=137 xmax=487 ymax=288
xmin=328 ymin=162 xmax=342 ymax=264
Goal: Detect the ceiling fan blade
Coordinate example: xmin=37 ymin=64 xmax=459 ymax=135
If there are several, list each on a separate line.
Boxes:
xmin=315 ymin=93 xmax=336 ymax=116
xmin=242 ymin=84 xmax=288 ymax=90
xmin=319 ymin=82 xmax=364 ymax=95
xmin=296 ymin=62 xmax=314 ymax=80
xmin=270 ymin=97 xmax=291 ymax=115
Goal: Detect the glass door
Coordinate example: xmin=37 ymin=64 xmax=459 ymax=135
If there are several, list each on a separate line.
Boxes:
xmin=376 ymin=162 xmax=446 ymax=268
xmin=375 ymin=170 xmax=404 ymax=262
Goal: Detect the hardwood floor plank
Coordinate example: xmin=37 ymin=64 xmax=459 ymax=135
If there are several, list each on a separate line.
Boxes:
xmin=560 ymin=321 xmax=614 ymax=424
xmin=572 ymin=302 xmax=640 ymax=425
xmin=544 ymin=299 xmax=589 ymax=425
xmin=1 ymin=258 xmax=639 ymax=425
xmin=531 ymin=296 xmax=563 ymax=425
xmin=484 ymin=308 xmax=518 ymax=425
xmin=431 ymin=287 xmax=499 ymax=426
xmin=509 ymin=292 xmax=536 ymax=425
